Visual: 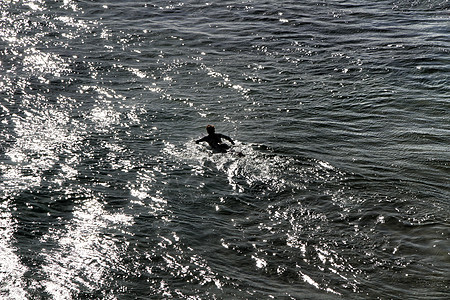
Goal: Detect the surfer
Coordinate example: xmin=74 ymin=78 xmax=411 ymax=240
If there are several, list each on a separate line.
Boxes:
xmin=195 ymin=125 xmax=235 ymax=153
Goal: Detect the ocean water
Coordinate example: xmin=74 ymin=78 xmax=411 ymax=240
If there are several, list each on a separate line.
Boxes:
xmin=0 ymin=0 xmax=449 ymax=299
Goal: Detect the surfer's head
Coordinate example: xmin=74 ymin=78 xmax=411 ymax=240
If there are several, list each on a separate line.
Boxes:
xmin=206 ymin=124 xmax=215 ymax=134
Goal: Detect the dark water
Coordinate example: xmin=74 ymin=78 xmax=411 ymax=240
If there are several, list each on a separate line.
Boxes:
xmin=1 ymin=0 xmax=449 ymax=299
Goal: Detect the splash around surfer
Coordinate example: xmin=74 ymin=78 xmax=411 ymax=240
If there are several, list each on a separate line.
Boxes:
xmin=196 ymin=125 xmax=243 ymax=156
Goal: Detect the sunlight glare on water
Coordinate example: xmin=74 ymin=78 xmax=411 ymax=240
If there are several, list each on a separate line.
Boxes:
xmin=0 ymin=0 xmax=448 ymax=299
xmin=40 ymin=195 xmax=133 ymax=299
xmin=0 ymin=200 xmax=28 ymax=299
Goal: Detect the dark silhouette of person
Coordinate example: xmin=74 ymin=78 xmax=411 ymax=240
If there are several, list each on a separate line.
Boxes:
xmin=196 ymin=125 xmax=235 ymax=153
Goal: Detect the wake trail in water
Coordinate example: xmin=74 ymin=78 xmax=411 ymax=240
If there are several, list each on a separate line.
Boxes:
xmin=162 ymin=139 xmax=370 ymax=295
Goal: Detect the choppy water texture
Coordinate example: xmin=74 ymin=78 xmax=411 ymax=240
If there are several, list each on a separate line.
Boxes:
xmin=1 ymin=0 xmax=449 ymax=299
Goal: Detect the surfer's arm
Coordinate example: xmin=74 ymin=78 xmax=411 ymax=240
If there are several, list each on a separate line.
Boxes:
xmin=220 ymin=134 xmax=235 ymax=145
xmin=195 ymin=136 xmax=206 ymax=144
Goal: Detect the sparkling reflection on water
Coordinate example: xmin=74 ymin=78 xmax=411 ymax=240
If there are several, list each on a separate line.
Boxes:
xmin=1 ymin=0 xmax=449 ymax=299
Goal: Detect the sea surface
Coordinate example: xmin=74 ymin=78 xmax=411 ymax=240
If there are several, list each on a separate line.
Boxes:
xmin=0 ymin=0 xmax=449 ymax=299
